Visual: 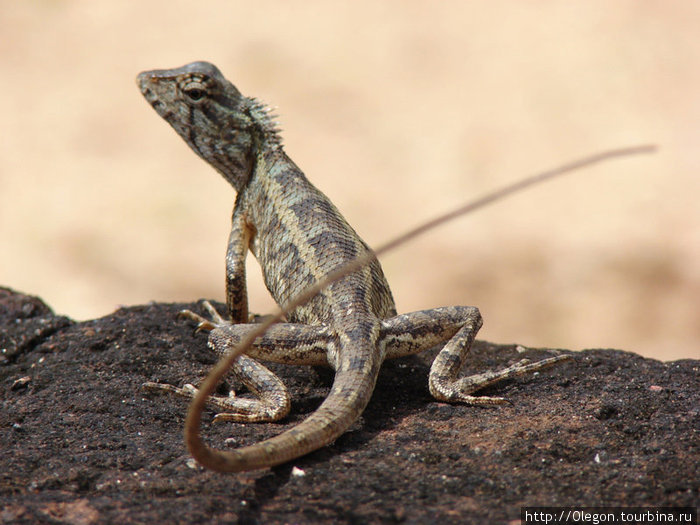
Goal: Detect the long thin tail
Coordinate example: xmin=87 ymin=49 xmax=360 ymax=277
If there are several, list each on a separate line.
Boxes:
xmin=186 ymin=344 xmax=381 ymax=472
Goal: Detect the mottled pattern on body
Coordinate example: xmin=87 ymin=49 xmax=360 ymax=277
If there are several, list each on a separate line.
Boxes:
xmin=138 ymin=61 xmax=570 ymax=472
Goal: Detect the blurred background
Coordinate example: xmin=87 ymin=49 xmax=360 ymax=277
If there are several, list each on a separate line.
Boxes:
xmin=1 ymin=2 xmax=697 ymax=361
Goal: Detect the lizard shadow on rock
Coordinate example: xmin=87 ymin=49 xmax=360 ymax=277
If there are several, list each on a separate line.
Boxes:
xmin=261 ymin=341 xmax=548 ymax=474
xmin=231 ymin=354 xmax=443 ymax=511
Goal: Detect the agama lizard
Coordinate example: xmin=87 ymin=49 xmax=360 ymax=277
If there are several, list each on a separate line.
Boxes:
xmin=137 ymin=61 xmax=649 ymax=472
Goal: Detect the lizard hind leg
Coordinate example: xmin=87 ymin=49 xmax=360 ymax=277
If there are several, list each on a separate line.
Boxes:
xmin=381 ymin=305 xmax=570 ymax=406
xmin=144 ymin=300 xmax=291 ymax=423
xmin=142 ymin=353 xmax=291 ymax=423
xmin=427 ymin=317 xmax=571 ymax=406
xmin=429 ymin=349 xmax=571 ymax=406
xmin=209 ymin=353 xmax=291 ymax=423
xmin=143 ymin=356 xmax=291 ymax=423
xmin=184 ymin=300 xmax=291 ymax=422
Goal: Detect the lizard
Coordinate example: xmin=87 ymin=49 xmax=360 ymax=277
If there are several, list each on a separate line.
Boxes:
xmin=137 ymin=61 xmax=653 ymax=472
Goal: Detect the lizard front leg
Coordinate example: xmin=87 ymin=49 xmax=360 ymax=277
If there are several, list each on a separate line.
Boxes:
xmin=381 ymin=306 xmax=570 ymax=405
xmin=225 ymin=207 xmax=253 ymax=323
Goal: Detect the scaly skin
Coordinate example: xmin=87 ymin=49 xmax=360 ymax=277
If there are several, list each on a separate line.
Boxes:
xmin=137 ymin=62 xmax=570 ymax=472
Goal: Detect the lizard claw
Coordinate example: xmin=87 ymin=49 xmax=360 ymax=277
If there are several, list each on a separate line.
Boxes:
xmin=200 ymin=300 xmax=227 ymax=324
xmin=178 ymin=300 xmax=228 ymax=334
xmin=178 ymin=309 xmax=216 ymax=333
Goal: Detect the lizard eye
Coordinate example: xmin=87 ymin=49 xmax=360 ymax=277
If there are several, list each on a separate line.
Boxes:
xmin=180 ymin=78 xmax=209 ymax=103
xmin=184 ymin=87 xmax=206 ymax=102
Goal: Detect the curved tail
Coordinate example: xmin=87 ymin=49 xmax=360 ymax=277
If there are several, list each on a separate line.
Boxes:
xmin=185 ymin=339 xmax=381 ymax=472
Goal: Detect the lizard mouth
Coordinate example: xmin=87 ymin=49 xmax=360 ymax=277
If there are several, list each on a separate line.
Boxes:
xmin=136 ymin=73 xmax=157 ymax=100
xmin=136 ymin=74 xmax=171 ymax=118
xmin=136 ymin=71 xmax=153 ymax=93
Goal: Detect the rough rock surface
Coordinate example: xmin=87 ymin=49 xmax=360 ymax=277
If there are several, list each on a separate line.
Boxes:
xmin=1 ymin=286 xmax=697 ymax=524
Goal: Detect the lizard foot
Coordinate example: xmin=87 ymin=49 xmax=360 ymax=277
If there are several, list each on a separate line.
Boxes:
xmin=430 ymin=354 xmax=572 ymax=406
xmin=142 ymin=381 xmax=199 ymax=398
xmin=142 ymin=380 xmax=289 ymax=423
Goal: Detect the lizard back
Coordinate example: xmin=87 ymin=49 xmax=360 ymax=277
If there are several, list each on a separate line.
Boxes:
xmin=244 ymin=148 xmax=397 ymax=326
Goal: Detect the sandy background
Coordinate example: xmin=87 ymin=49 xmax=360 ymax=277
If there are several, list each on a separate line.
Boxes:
xmin=1 ymin=2 xmax=697 ymax=360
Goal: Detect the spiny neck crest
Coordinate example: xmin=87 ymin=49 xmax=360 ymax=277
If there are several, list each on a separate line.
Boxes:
xmin=245 ymin=97 xmax=283 ymax=149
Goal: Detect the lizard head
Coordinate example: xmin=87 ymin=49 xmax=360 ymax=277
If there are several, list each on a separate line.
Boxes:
xmin=137 ymin=61 xmax=280 ymax=191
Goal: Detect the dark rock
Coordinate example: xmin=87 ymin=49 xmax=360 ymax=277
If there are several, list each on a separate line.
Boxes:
xmin=1 ymin=287 xmax=697 ymax=523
